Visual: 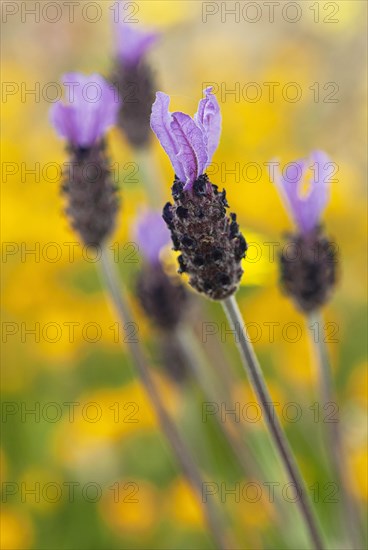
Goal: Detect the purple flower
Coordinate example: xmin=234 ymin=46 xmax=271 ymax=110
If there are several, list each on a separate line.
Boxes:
xmin=135 ymin=210 xmax=171 ymax=264
xmin=270 ymin=150 xmax=332 ymax=235
xmin=113 ymin=4 xmax=158 ymax=67
xmin=150 ymin=87 xmax=222 ymax=190
xmin=50 ymin=73 xmax=120 ymax=148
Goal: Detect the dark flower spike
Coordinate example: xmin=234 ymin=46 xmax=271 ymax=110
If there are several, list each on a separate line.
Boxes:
xmin=111 ymin=2 xmax=158 ymax=148
xmin=134 ymin=210 xmax=189 ymax=330
xmin=50 ymin=73 xmax=120 ymax=247
xmin=151 ymin=88 xmax=247 ymax=300
xmin=270 ymin=151 xmax=337 ymax=312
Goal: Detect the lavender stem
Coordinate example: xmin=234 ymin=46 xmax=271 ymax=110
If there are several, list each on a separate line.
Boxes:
xmin=99 ymin=244 xmax=227 ymax=550
xmin=222 ymin=295 xmax=325 ymax=550
xmin=307 ymin=310 xmax=362 ymax=549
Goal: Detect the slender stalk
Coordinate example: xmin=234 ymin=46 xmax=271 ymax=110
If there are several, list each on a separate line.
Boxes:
xmin=98 ymin=245 xmax=227 ymax=550
xmin=222 ymin=295 xmax=325 ymax=550
xmin=308 ymin=311 xmax=362 ymax=549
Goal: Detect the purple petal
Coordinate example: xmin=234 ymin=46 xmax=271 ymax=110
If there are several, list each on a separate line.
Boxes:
xmin=150 ymin=92 xmax=186 ymax=182
xmin=50 ymin=102 xmax=76 ymax=143
xmin=150 ymin=90 xmax=222 ymax=189
xmin=194 ymin=86 xmax=222 ymax=164
xmin=297 ymin=150 xmax=331 ymax=232
xmin=49 ymin=73 xmax=120 ymax=147
xmin=271 ymin=151 xmax=332 ymax=234
xmin=170 ymin=112 xmax=208 ymax=189
xmin=310 ymin=149 xmax=331 ymax=211
xmin=113 ymin=9 xmax=158 ymax=67
xmin=135 ymin=210 xmax=170 ymax=264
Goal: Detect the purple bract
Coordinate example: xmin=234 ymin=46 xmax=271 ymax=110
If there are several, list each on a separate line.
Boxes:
xmin=150 ymin=87 xmax=222 ymax=190
xmin=50 ymin=73 xmax=120 ymax=148
xmin=113 ymin=3 xmax=158 ymax=67
xmin=270 ymin=150 xmax=332 ymax=234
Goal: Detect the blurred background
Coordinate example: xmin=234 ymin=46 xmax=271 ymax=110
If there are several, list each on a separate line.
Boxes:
xmin=1 ymin=1 xmax=367 ymax=548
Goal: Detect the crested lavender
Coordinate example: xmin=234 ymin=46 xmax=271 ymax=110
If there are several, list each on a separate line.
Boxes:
xmin=272 ymin=156 xmax=361 ymax=547
xmin=134 ymin=209 xmax=189 ymax=330
xmin=150 ymin=87 xmax=247 ymax=300
xmin=111 ymin=3 xmax=158 ymax=148
xmin=50 ymin=73 xmax=120 ymax=246
xmin=270 ymin=151 xmax=337 ymax=312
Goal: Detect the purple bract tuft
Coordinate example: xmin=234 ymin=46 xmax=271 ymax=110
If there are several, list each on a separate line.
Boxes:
xmin=113 ymin=2 xmax=158 ymax=67
xmin=270 ymin=150 xmax=332 ymax=235
xmin=50 ymin=73 xmax=120 ymax=148
xmin=150 ymin=87 xmax=222 ymax=190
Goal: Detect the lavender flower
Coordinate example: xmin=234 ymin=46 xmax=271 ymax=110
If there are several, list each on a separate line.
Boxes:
xmin=50 ymin=73 xmax=119 ymax=148
xmin=111 ymin=5 xmax=158 ymax=148
xmin=150 ymin=88 xmax=247 ymax=300
xmin=134 ymin=209 xmax=189 ymax=332
xmin=270 ymin=151 xmax=337 ymax=312
xmin=270 ymin=150 xmax=331 ymax=235
xmin=50 ymin=73 xmax=119 ymax=246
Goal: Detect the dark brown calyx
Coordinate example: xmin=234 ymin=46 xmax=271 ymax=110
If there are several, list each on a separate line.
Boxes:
xmin=280 ymin=227 xmax=338 ymax=312
xmin=63 ymin=141 xmax=118 ymax=246
xmin=163 ymin=175 xmax=247 ymax=300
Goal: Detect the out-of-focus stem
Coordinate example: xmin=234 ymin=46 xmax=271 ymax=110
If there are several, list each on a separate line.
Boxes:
xmin=98 ymin=245 xmax=227 ymax=550
xmin=307 ymin=311 xmax=362 ymax=549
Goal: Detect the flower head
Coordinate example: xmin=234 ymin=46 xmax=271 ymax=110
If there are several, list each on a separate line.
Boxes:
xmin=135 ymin=210 xmax=170 ymax=265
xmin=271 ymin=151 xmax=337 ymax=312
xmin=270 ymin=150 xmax=332 ymax=235
xmin=113 ymin=3 xmax=158 ymax=67
xmin=50 ymin=73 xmax=120 ymax=148
xmin=150 ymin=87 xmax=222 ymax=190
xmin=151 ymin=88 xmax=246 ymax=300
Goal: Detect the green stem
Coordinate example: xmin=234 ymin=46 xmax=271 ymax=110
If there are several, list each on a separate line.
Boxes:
xmin=222 ymin=295 xmax=325 ymax=550
xmin=98 ymin=244 xmax=227 ymax=550
xmin=307 ymin=311 xmax=362 ymax=549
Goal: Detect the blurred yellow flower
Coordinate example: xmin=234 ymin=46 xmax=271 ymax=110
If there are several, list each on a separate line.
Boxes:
xmin=350 ymin=447 xmax=368 ymax=501
xmin=165 ymin=478 xmax=204 ymax=528
xmin=99 ymin=479 xmax=160 ymax=534
xmin=0 ymin=508 xmax=34 ymax=550
xmin=52 ymin=375 xmax=182 ymax=473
